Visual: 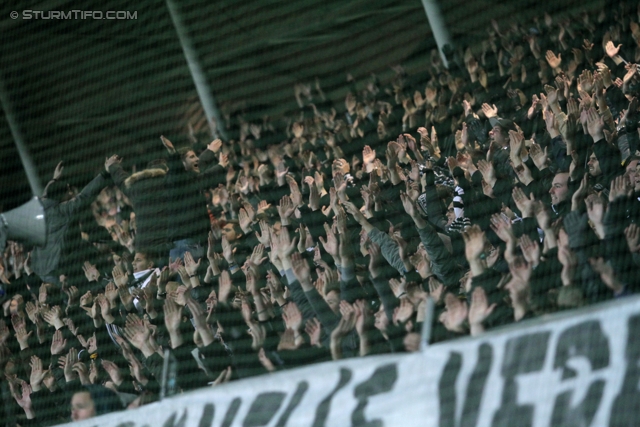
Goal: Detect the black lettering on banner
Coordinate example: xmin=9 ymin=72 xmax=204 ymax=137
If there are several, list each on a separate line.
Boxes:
xmin=198 ymin=404 xmax=215 ymax=427
xmin=550 ymin=320 xmax=609 ymax=427
xmin=610 ymin=313 xmax=640 ymax=427
xmin=221 ymin=398 xmax=242 ymax=427
xmin=438 ymin=352 xmax=462 ymax=427
xmin=492 ymin=331 xmax=550 ymax=427
xmin=163 ymin=410 xmax=188 ymax=427
xmin=275 ymin=381 xmax=309 ymax=427
xmin=351 ymin=363 xmax=398 ymax=427
xmin=312 ymin=368 xmax=353 ymax=427
xmin=116 ymin=423 xmax=135 ymax=427
xmin=243 ymin=392 xmax=287 ymax=427
xmin=438 ymin=343 xmax=493 ymax=427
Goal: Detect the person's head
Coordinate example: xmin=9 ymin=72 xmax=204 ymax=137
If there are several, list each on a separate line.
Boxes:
xmin=71 ymin=391 xmax=95 ymax=421
xmin=557 ymin=285 xmax=584 ymax=309
xmin=179 ymin=148 xmax=199 ymax=173
xmin=446 ymin=201 xmax=456 ymax=226
xmin=374 ymin=305 xmax=389 ymax=332
xmin=132 ymin=252 xmax=154 ymax=273
xmin=44 ymin=180 xmax=73 ymax=202
xmin=488 ymin=119 xmax=515 ymax=147
xmin=324 ymin=289 xmax=340 ymax=315
xmin=146 ymin=158 xmax=169 ymax=173
xmin=9 ymin=295 xmax=23 ymax=315
xmin=71 ymin=386 xmax=121 ymax=421
xmin=331 ymin=158 xmax=350 ymax=176
xmin=625 ymin=157 xmax=640 ymax=191
xmin=587 ymin=152 xmax=602 ymax=177
xmin=221 ymin=221 xmax=243 ymax=242
xmin=549 ymin=172 xmax=570 ymax=205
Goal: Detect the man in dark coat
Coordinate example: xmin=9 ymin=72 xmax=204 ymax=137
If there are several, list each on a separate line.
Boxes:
xmin=31 ymin=161 xmax=110 ymax=285
xmin=161 ymin=136 xmax=228 ymax=262
xmin=107 ymin=156 xmax=169 ymax=256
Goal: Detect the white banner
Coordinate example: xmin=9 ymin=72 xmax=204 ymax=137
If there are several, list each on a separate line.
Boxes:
xmin=423 ymin=295 xmax=640 ymax=427
xmin=58 ymin=296 xmax=640 ymax=427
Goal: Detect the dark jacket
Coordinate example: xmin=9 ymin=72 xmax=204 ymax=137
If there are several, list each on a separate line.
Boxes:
xmin=32 ymin=172 xmax=109 ymax=279
xmin=108 ymin=164 xmax=169 ymax=253
xmin=165 ymin=150 xmax=225 ymax=244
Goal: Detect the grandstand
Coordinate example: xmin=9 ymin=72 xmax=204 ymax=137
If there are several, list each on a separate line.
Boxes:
xmin=0 ymin=0 xmax=637 ymax=425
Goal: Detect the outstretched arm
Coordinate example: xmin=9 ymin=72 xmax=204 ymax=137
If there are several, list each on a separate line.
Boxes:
xmin=59 ymin=170 xmax=110 ymax=217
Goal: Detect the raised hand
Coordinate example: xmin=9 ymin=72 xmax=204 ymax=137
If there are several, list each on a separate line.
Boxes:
xmin=589 ymin=257 xmax=624 ymax=294
xmin=83 ymin=261 xmax=100 ymax=282
xmin=363 ymin=145 xmax=376 ymax=167
xmin=605 ymin=41 xmax=622 ymax=59
xmin=545 ymin=50 xmax=562 ymax=69
xmin=468 ymin=287 xmax=496 ymax=335
xmin=333 ymin=172 xmax=348 ymax=202
xmin=103 ymin=282 xmax=117 ymax=308
xmin=308 ymin=179 xmax=320 ymax=211
xmin=290 ymin=252 xmax=311 ymax=285
xmin=25 ymin=302 xmax=39 ymax=325
xmin=585 ymin=194 xmax=606 ymax=238
xmin=319 ymin=223 xmax=339 ymax=259
xmin=13 ymin=381 xmax=33 ymax=416
xmin=509 ymin=130 xmax=525 ymax=167
xmin=386 ymin=141 xmax=399 ymax=166
xmin=118 ymin=286 xmax=134 ymax=310
xmin=61 ymin=348 xmax=79 ymax=382
xmin=282 ymin=301 xmax=303 ymax=334
xmin=609 ymin=174 xmax=633 ymax=203
xmin=585 ymin=107 xmax=604 ymax=140
xmin=529 ymin=142 xmax=548 ymax=170
xmin=519 ymin=234 xmax=540 ymax=268
xmin=12 ymin=319 xmax=33 ymax=350
xmin=305 ymin=318 xmax=322 ymax=347
xmin=101 ymin=360 xmax=124 ymax=386
xmin=184 ymin=251 xmax=201 ymax=277
xmin=104 ymin=155 xmax=122 ymax=171
xmin=255 ymin=220 xmax=271 ymax=246
xmin=208 ymin=138 xmax=222 ymax=153
xmin=280 ymin=226 xmax=300 ymax=261
xmin=393 ymin=298 xmax=415 ymax=325
xmin=112 ymin=265 xmax=129 ymax=288
xmin=218 ymin=270 xmax=234 ymax=303
xmin=53 ymin=161 xmax=64 ymax=180
xmin=256 ymin=200 xmax=271 ymax=216
xmin=123 ymin=313 xmax=156 ymax=357
xmin=512 ymin=187 xmax=536 ymax=218
xmin=221 ymin=235 xmax=235 ymax=265
xmin=400 ymin=191 xmax=417 ymax=218
xmin=285 ymin=176 xmax=302 ymax=207
xmin=477 ymin=160 xmax=496 ymax=187
xmin=160 ymin=135 xmax=175 ymax=154
xmin=41 ymin=305 xmax=64 ymax=329
xmin=442 ymin=293 xmax=468 ymax=333
xmin=266 ymin=271 xmax=285 ymax=305
xmin=624 ymin=224 xmax=640 ymax=253
xmin=249 ymin=244 xmax=267 ymax=267
xmin=462 ymin=225 xmax=486 ymax=262
xmin=238 ymin=208 xmax=252 ymax=234
xmin=72 ymin=361 xmax=91 ymax=385
xmin=389 ymin=277 xmax=408 ymax=299
xmin=481 ymin=103 xmax=498 ymax=119
xmin=29 ymin=355 xmax=48 ymax=392
xmin=332 ymin=301 xmax=357 ymax=339
xmin=277 ymin=195 xmax=296 ymax=224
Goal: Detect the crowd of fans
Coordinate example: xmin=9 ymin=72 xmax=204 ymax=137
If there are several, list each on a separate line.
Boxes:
xmin=1 ymin=3 xmax=640 ymax=424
